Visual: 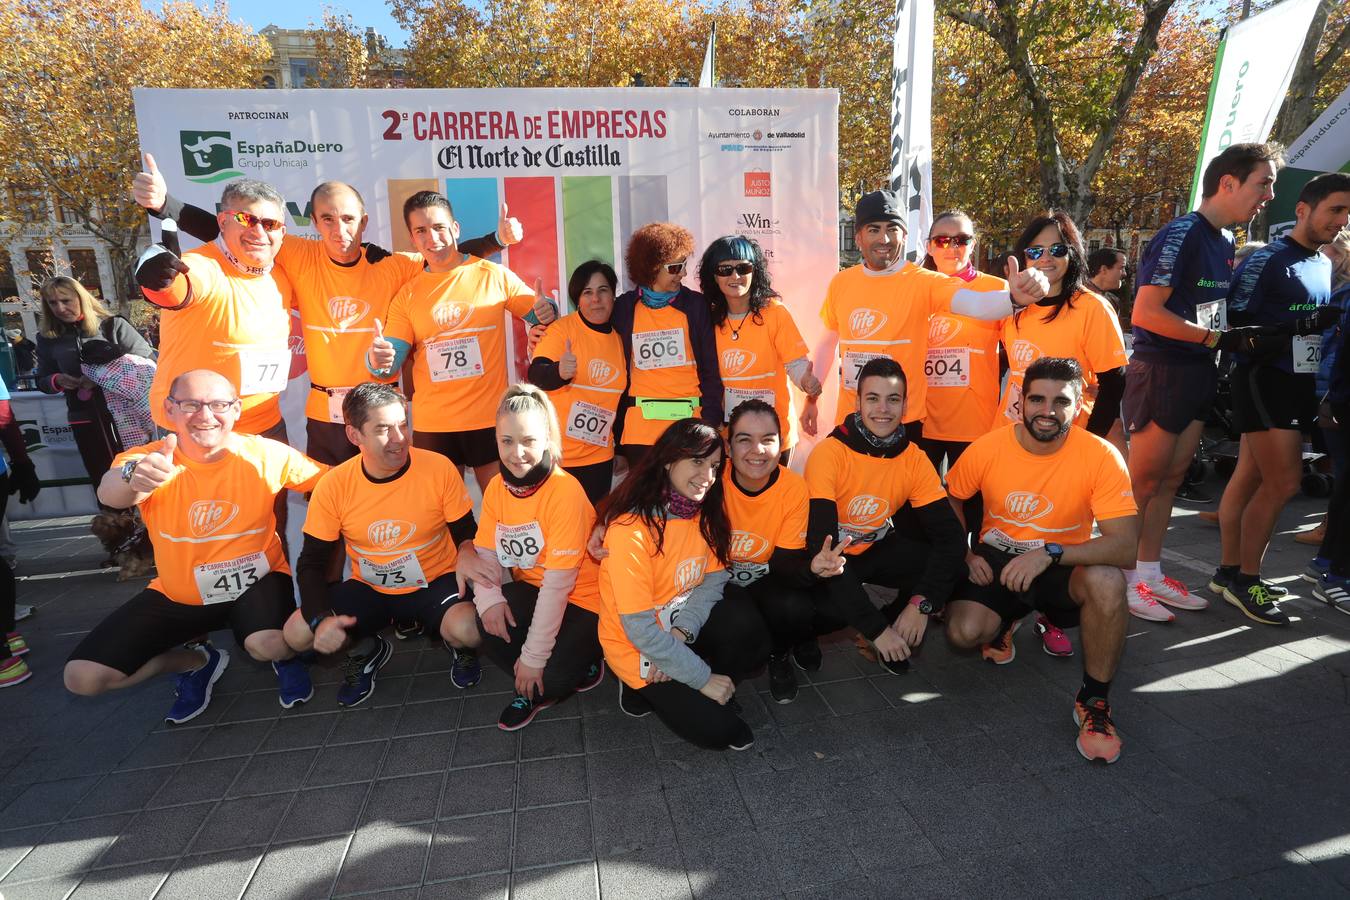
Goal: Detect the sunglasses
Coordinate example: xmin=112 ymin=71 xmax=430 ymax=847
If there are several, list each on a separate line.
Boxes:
xmin=929 ymin=234 xmax=973 ymax=248
xmin=225 ymin=210 xmax=284 ymax=232
xmin=715 ymin=262 xmax=755 ymax=277
xmin=168 ymin=398 xmax=240 ymax=414
xmin=663 ymin=260 xmax=688 ymax=275
xmin=1024 ymin=243 xmax=1070 ymax=261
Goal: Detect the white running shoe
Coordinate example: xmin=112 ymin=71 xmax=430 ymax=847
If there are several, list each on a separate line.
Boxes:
xmin=1144 ymin=575 xmax=1208 ymax=611
xmin=1127 ymin=582 xmax=1175 ymax=622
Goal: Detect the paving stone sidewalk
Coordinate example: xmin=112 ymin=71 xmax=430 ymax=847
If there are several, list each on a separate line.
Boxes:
xmin=0 ymin=478 xmax=1346 ymax=899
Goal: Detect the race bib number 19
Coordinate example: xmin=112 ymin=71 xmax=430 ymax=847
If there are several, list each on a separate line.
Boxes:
xmin=1196 ymin=300 xmax=1227 ymax=332
xmin=195 ymin=551 xmax=270 ymax=605
xmin=426 ymin=335 xmax=484 ymax=382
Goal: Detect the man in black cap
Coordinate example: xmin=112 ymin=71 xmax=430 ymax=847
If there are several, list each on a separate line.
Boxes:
xmin=803 ymin=190 xmax=1049 ymax=439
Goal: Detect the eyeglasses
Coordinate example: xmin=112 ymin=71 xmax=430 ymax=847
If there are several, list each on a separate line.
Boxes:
xmin=1024 ymin=243 xmax=1070 ymax=261
xmin=715 ymin=262 xmax=755 ymax=277
xmin=225 ymin=210 xmax=284 ymax=232
xmin=168 ymin=398 xmax=240 ymax=414
xmin=663 ymin=260 xmax=688 ymax=275
xmin=930 ymin=234 xmax=973 ymax=248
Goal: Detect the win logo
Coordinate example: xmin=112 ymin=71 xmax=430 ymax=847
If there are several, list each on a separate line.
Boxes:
xmin=180 ymin=131 xmax=242 ymax=184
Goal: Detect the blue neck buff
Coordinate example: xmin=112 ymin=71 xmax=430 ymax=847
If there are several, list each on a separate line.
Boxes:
xmin=640 ymin=287 xmax=679 ymax=309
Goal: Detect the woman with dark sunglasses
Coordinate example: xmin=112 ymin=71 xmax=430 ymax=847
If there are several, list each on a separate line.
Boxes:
xmin=698 ymin=236 xmax=821 ymax=459
xmin=611 ymin=224 xmax=723 ymax=469
xmin=999 ymin=212 xmax=1128 ymax=454
xmin=917 ymin=210 xmax=1008 ymax=474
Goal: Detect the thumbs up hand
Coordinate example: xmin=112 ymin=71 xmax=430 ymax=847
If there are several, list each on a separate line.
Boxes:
xmin=1006 ymin=255 xmax=1048 ymax=308
xmin=129 ymin=433 xmax=180 ymax=493
xmin=132 ymin=151 xmax=168 ymax=212
xmin=497 ymin=200 xmax=523 ymax=247
xmin=530 ymin=277 xmax=558 ymax=324
xmin=559 ymin=338 xmax=578 ymax=380
xmin=368 ymin=318 xmax=395 ymax=372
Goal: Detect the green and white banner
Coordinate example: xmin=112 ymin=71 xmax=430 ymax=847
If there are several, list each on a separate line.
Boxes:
xmin=1268 ymin=80 xmax=1350 ymax=239
xmin=1188 ymin=0 xmax=1320 ymax=210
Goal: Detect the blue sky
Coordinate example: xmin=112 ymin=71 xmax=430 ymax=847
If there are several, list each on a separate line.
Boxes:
xmin=149 ymin=1 xmax=411 ymax=46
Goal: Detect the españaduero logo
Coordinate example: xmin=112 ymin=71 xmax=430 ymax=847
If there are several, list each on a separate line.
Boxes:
xmin=181 ymin=131 xmax=241 ymax=184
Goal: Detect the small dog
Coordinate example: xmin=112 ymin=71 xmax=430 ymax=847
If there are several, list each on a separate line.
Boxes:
xmin=90 ymin=513 xmax=155 ymax=581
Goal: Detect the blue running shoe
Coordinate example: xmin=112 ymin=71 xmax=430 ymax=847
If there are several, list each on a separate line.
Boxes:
xmin=166 ymin=643 xmax=229 ymax=725
xmin=448 ymin=643 xmax=482 ymax=689
xmin=273 ymin=657 xmax=313 ymax=709
xmin=337 ymin=635 xmax=392 ymax=708
xmin=1303 ymin=556 xmax=1331 ymax=584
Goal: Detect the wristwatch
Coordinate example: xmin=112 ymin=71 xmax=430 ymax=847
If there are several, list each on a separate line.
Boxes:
xmin=908 ymin=595 xmax=935 ymax=615
xmin=1044 ymin=543 xmax=1065 ymax=566
xmin=120 ymin=458 xmax=140 ymax=484
xmin=308 ymin=612 xmax=332 ymax=632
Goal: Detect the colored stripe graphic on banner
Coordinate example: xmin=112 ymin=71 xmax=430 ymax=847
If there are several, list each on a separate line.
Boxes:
xmin=445 ymin=178 xmax=502 ymax=262
xmin=387 ymin=178 xmax=439 ymax=253
xmin=616 ymin=175 xmax=669 ymax=286
xmin=503 ymin=177 xmax=561 ymax=307
xmin=562 ymin=177 xmax=616 ymax=279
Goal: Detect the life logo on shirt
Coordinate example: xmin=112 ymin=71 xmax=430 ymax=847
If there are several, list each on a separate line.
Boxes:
xmin=673 ymin=556 xmax=707 ymax=593
xmin=1010 ymin=339 xmax=1041 ymax=369
xmin=587 ymin=359 xmax=619 ymax=387
xmin=721 ymin=348 xmax=758 ymax=377
xmin=846 ymin=494 xmax=890 ymax=526
xmin=848 ymin=308 xmax=888 ymax=339
xmin=1003 ymin=491 xmax=1054 ymax=523
xmin=328 ymin=296 xmax=369 ymax=331
xmin=928 ymin=317 xmax=961 ymax=346
xmin=729 ymin=530 xmax=770 ymax=562
xmin=368 ymin=519 xmax=416 ymax=550
xmin=189 ymin=500 xmax=240 ymax=538
xmin=431 ymin=301 xmax=471 ymax=329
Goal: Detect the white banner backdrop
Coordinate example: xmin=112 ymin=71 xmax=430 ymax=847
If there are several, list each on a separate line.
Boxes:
xmin=1187 ymin=0 xmax=1319 ymax=209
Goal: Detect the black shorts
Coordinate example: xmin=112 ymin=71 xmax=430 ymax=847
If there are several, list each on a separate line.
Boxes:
xmin=68 ymin=571 xmax=295 ymax=675
xmin=1122 ymin=358 xmax=1217 ymax=435
xmin=563 ymin=459 xmax=615 ymax=505
xmin=306 ymin=418 xmax=358 ymax=467
xmin=255 ymin=419 xmax=289 ymax=444
xmin=1231 ymin=365 xmax=1318 ymax=433
xmin=329 ymin=570 xmax=470 ymax=639
xmin=414 ymin=427 xmax=497 ymax=469
xmin=956 ymin=544 xmax=1080 ymax=629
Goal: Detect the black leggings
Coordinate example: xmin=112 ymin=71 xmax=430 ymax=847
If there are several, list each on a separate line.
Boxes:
xmin=476 ymin=581 xmax=602 ymax=701
xmin=636 ymin=595 xmax=768 ymax=750
xmin=730 ymin=578 xmax=816 ymax=655
xmin=1322 ymin=401 xmax=1350 ymax=576
xmin=563 ymin=459 xmax=615 ymax=506
xmin=329 ymin=571 xmax=465 ymax=640
xmin=814 ymin=531 xmax=931 ymax=639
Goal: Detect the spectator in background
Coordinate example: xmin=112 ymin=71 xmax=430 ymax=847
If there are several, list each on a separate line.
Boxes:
xmin=1086 ymin=247 xmax=1128 ymax=312
xmin=6 ymin=330 xmax=36 ymax=379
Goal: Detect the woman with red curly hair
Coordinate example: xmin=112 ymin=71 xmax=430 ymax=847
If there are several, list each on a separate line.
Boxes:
xmin=612 ymin=223 xmax=723 ymax=468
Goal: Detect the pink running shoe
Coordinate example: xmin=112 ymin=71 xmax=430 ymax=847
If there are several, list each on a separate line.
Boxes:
xmin=1033 ymin=614 xmax=1073 ymax=657
xmin=1146 ymin=576 xmax=1208 ymax=611
xmin=1127 ymin=582 xmax=1175 ymax=623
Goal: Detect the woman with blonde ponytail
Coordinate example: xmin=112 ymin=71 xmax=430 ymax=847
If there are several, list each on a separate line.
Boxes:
xmin=443 ymin=384 xmax=605 ymax=730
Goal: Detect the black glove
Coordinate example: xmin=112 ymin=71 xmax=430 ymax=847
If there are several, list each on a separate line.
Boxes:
xmin=9 ymin=460 xmax=39 ymax=504
xmin=1214 ymin=325 xmax=1288 ymax=354
xmin=363 ymin=242 xmax=391 ymax=264
xmin=1291 ymin=305 xmax=1342 ymax=336
xmin=134 ymin=244 xmax=189 ymax=292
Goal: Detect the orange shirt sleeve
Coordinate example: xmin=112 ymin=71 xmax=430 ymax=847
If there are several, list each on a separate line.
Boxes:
xmin=777 ymin=476 xmax=809 ymax=551
xmin=383 ymin=283 xmax=416 ymax=346
xmin=277 ymin=444 xmax=327 ymax=494
xmin=819 ymin=278 xmax=839 ymax=331
xmin=441 ymin=460 xmax=475 ymax=523
xmin=541 ymin=481 xmax=592 ymax=570
xmin=803 ymin=439 xmax=840 ymax=501
xmin=302 ymin=470 xmax=344 ymax=541
xmin=503 ymin=267 xmax=537 ymax=319
xmin=924 ymin=269 xmax=963 ymax=316
xmin=770 ymin=303 xmax=809 ymax=363
xmin=1089 ymin=442 xmax=1138 ymax=522
xmin=945 ymin=435 xmax=991 ymax=501
xmin=533 ymin=317 xmax=567 ymax=360
xmin=904 ymin=445 xmax=948 ymax=506
xmin=602 ymin=520 xmax=656 ymax=616
xmin=1079 ymin=292 xmax=1129 ymax=373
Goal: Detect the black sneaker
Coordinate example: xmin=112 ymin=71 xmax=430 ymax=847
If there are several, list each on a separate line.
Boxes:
xmin=1176 ymin=483 xmax=1213 ymax=503
xmin=1209 ymin=567 xmax=1290 ymax=598
xmin=1223 ymin=582 xmax=1291 ymax=626
xmin=394 ymin=621 xmax=424 ymax=641
xmin=336 ymin=635 xmax=392 ymax=708
xmin=448 ymin=644 xmax=482 ymax=689
xmin=576 ymin=660 xmax=606 ymax=693
xmin=728 ymin=734 xmax=755 ymax=751
xmin=618 ymin=681 xmax=652 ymax=718
xmin=877 ymin=655 xmax=910 ymax=676
xmin=791 ymin=639 xmax=822 ymax=672
xmin=498 ymin=694 xmax=554 ymax=731
xmin=768 ymin=652 xmax=798 ymax=704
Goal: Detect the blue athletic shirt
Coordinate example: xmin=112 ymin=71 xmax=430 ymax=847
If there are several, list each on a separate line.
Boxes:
xmin=1228 ymin=236 xmax=1331 ymax=374
xmin=0 ymin=379 xmax=10 ymax=477
xmin=1130 ymin=211 xmax=1234 ymax=364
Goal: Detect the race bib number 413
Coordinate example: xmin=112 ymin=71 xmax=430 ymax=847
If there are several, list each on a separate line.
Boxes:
xmin=195 ymin=551 xmax=270 ymax=605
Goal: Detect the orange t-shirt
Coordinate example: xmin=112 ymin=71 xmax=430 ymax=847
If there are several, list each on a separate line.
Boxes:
xmin=150 ymin=243 xmax=294 ymax=434
xmin=803 ymin=437 xmax=947 ymax=555
xmin=923 ymin=271 xmax=1008 ymax=442
xmin=947 ymin=423 xmax=1136 ymax=552
xmin=474 ymin=467 xmax=593 ymax=597
xmin=532 ymin=315 xmax=627 ymax=467
xmin=716 ymin=300 xmax=810 ymax=448
xmin=277 ymin=238 xmax=422 ymax=423
xmin=598 ymin=514 xmax=725 ymax=689
xmin=997 ymin=289 xmax=1127 ymax=428
xmin=383 ymin=258 xmax=536 ymax=431
xmin=723 ymin=466 xmax=809 ymax=586
xmin=820 ymin=263 xmax=964 ymax=425
xmin=114 ymin=434 xmax=324 ymax=605
xmin=303 ymin=448 xmax=473 ymax=594
xmin=622 ymin=304 xmax=702 ymax=445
